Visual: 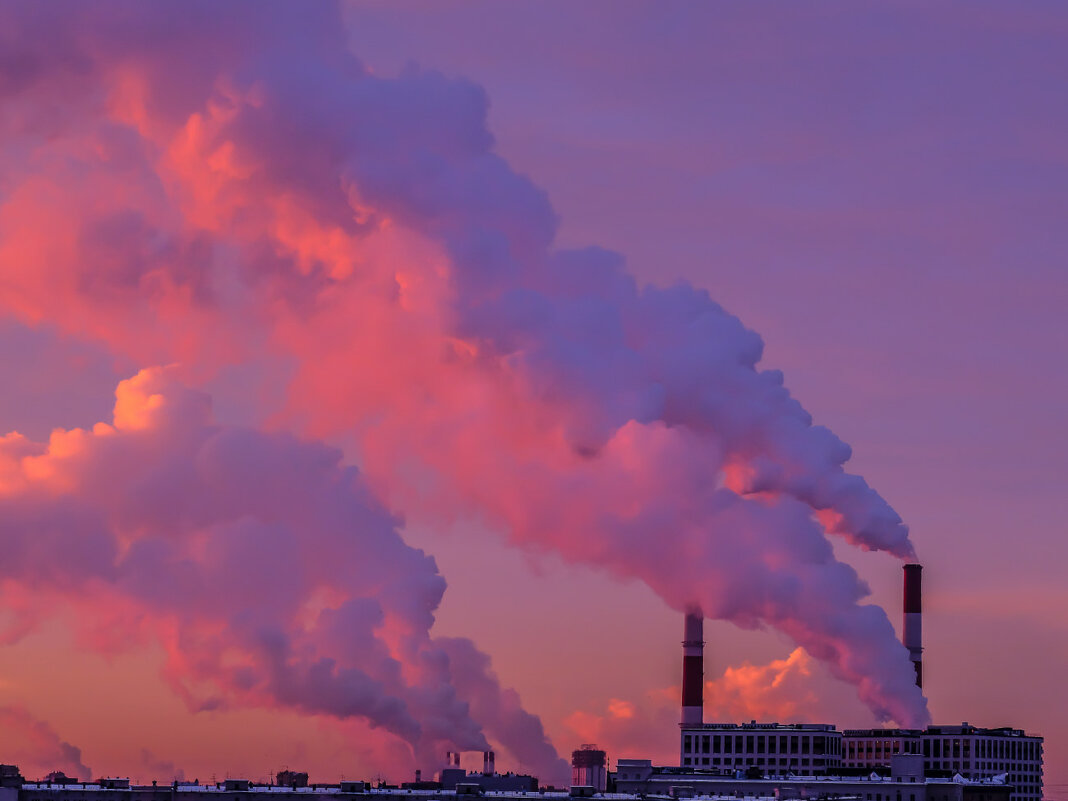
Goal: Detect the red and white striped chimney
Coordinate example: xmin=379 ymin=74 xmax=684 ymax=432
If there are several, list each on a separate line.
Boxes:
xmin=681 ymin=608 xmax=704 ymax=726
xmin=903 ymin=563 xmax=923 ymax=688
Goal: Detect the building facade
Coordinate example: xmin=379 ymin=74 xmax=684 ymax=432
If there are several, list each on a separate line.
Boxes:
xmin=615 ymin=755 xmax=1011 ymax=801
xmin=843 ymin=730 xmax=924 ymax=769
xmin=680 ymin=723 xmax=843 ymax=775
xmin=842 ymin=726 xmax=1042 ymax=801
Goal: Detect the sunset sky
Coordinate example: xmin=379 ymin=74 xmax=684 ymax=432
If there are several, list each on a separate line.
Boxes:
xmin=0 ymin=2 xmax=1065 ymax=798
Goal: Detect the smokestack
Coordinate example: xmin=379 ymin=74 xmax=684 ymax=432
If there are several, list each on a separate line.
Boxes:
xmin=903 ymin=564 xmax=922 ymax=688
xmin=681 ymin=607 xmax=704 ymax=726
xmin=482 ymin=751 xmax=494 ymax=776
xmin=454 ymin=752 xmax=461 ymax=768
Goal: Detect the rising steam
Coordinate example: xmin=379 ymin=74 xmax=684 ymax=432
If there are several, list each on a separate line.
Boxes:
xmin=0 ymin=0 xmax=927 ymax=775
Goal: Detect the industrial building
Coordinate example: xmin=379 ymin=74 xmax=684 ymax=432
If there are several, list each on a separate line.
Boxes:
xmin=842 ymin=726 xmax=1042 ymax=801
xmin=630 ymin=563 xmax=1041 ymax=801
xmin=615 ymin=754 xmax=1011 ymax=801
xmin=679 ymin=613 xmax=844 ymax=775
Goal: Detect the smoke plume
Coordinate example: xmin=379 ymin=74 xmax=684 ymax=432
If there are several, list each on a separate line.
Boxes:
xmin=0 ymin=367 xmax=565 ymax=781
xmin=0 ymin=0 xmax=927 ymax=739
xmin=0 ymin=705 xmax=91 ymax=781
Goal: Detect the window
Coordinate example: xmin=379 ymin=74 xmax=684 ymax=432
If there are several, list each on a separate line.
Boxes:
xmin=791 ymin=736 xmax=799 ymax=755
xmin=758 ymin=736 xmax=766 ymax=754
xmin=713 ymin=735 xmax=721 ymax=753
xmin=747 ymin=736 xmax=754 ymax=753
xmin=702 ymin=735 xmax=710 ymax=754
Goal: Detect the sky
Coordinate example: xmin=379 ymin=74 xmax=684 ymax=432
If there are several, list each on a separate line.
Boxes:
xmin=0 ymin=1 xmax=1065 ymax=798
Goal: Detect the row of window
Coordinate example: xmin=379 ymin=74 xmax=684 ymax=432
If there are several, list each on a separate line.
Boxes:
xmin=681 ymin=757 xmax=827 ymax=768
xmin=844 ymin=738 xmax=1040 ymax=763
xmin=847 ymin=740 xmax=922 ymax=758
xmin=683 ymin=734 xmax=841 ymax=757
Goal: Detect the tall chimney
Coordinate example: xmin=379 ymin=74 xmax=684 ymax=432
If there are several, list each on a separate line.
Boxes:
xmin=454 ymin=752 xmax=461 ymax=768
xmin=482 ymin=751 xmax=495 ymax=777
xmin=681 ymin=608 xmax=704 ymax=726
xmin=903 ymin=563 xmax=922 ymax=688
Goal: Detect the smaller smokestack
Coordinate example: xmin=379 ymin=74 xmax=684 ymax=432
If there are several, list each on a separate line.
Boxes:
xmin=454 ymin=752 xmax=461 ymax=768
xmin=483 ymin=751 xmax=494 ymax=777
xmin=446 ymin=751 xmax=452 ymax=768
xmin=903 ymin=564 xmax=922 ymax=688
xmin=415 ymin=770 xmax=421 ymax=783
xmin=681 ymin=607 xmax=704 ymax=726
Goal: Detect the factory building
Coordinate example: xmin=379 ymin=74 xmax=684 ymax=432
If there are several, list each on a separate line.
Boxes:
xmin=843 ymin=727 xmax=1042 ymax=801
xmin=438 ymin=752 xmax=538 ymax=793
xmin=663 ymin=563 xmax=1041 ymax=801
xmin=615 ymin=754 xmax=1011 ymax=801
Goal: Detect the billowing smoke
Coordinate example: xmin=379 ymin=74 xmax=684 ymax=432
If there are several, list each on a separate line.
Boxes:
xmin=0 ymin=705 xmax=91 ymax=781
xmin=0 ymin=367 xmax=566 ymax=781
xmin=0 ymin=0 xmax=927 ymax=745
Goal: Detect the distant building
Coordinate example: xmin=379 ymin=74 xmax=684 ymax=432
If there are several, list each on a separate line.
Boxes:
xmin=438 ymin=752 xmax=538 ymax=793
xmin=570 ymin=745 xmax=606 ymax=792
